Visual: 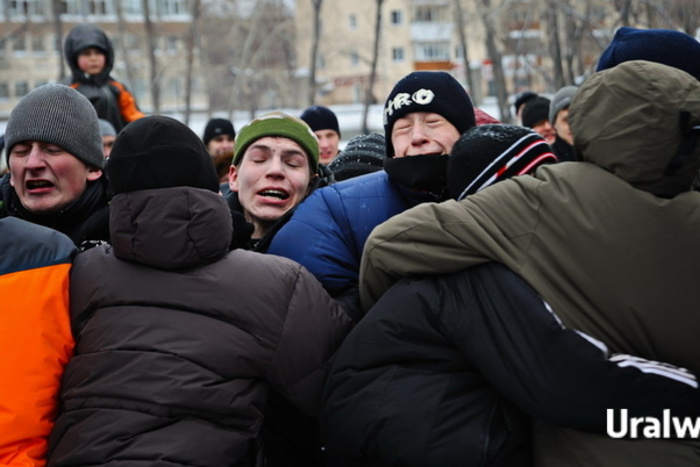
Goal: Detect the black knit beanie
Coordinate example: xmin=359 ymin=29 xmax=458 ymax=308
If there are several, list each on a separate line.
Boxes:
xmin=5 ymin=83 xmax=104 ymax=169
xmin=514 ymin=91 xmax=538 ymax=115
xmin=328 ymin=133 xmax=386 ymax=181
xmin=383 ymin=71 xmax=475 ymax=156
xmin=202 ymin=118 xmax=236 ymax=146
xmin=300 ymin=105 xmax=340 ymax=137
xmin=106 ymin=115 xmax=220 ymax=195
xmin=447 ymin=124 xmax=557 ymax=200
xmin=521 ymin=96 xmax=552 ymax=129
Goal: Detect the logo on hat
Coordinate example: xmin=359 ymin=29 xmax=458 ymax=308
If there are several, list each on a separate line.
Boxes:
xmin=383 ymin=89 xmax=436 ymax=125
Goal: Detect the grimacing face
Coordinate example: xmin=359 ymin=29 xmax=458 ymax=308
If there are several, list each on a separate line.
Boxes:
xmin=314 ymin=129 xmax=340 ymax=165
xmin=9 ymin=141 xmax=102 ymax=215
xmin=229 ymin=136 xmax=314 ymax=239
xmin=391 ymin=112 xmax=461 ymax=157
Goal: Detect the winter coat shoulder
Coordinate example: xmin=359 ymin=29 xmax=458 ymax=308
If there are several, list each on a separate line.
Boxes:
xmin=0 ymin=217 xmax=76 ymax=467
xmin=48 ymin=187 xmax=352 ymax=466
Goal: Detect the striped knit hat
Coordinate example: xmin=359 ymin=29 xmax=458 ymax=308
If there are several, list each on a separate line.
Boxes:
xmin=233 ymin=111 xmax=319 ymax=171
xmin=447 ymin=124 xmax=557 ymax=201
xmin=5 ymin=83 xmax=103 ymax=169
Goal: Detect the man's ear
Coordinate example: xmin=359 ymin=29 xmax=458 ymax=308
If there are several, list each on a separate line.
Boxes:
xmin=87 ymin=167 xmax=102 ymax=182
xmin=306 ymin=173 xmax=319 ymax=196
xmin=229 ymin=165 xmax=240 ymax=193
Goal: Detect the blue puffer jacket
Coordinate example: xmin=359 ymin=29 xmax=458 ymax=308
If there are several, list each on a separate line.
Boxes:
xmin=267 ymin=170 xmax=431 ymax=319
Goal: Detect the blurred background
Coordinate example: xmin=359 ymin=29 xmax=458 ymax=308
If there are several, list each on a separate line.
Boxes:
xmin=0 ymin=0 xmax=698 ymax=135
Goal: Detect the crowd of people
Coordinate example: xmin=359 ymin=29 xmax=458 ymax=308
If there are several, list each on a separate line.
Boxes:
xmin=2 ymin=22 xmax=700 ymax=467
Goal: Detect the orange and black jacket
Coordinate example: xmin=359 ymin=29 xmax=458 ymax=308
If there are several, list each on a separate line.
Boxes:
xmin=0 ymin=218 xmax=76 ymax=466
xmin=63 ymin=24 xmax=145 ymax=132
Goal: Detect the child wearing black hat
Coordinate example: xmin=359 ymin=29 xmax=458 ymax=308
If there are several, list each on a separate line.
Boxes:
xmin=63 ymin=23 xmax=145 ymax=132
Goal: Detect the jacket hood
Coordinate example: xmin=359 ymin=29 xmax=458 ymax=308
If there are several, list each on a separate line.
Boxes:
xmin=64 ymin=24 xmax=114 ymax=85
xmin=570 ymin=60 xmax=700 ymax=197
xmin=109 ymin=187 xmax=232 ymax=270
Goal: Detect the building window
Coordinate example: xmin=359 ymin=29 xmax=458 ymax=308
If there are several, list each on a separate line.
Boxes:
xmin=163 ymin=36 xmax=178 ymax=55
xmin=15 ymin=81 xmax=29 ymax=98
xmin=12 ymin=36 xmax=27 ymax=55
xmin=390 ymin=9 xmax=402 ymax=25
xmin=32 ymin=35 xmax=45 ymax=54
xmin=0 ymin=83 xmax=9 ymax=99
xmin=350 ymin=50 xmax=359 ymax=67
xmin=59 ymin=0 xmax=84 ymax=16
xmin=392 ymin=47 xmax=404 ymax=62
xmin=9 ymin=0 xmax=45 ymax=16
xmin=89 ymin=0 xmax=114 ymax=16
xmin=123 ymin=0 xmax=141 ymax=15
xmin=159 ymin=0 xmax=187 ymax=17
xmin=414 ymin=4 xmax=447 ymax=22
xmin=165 ymin=77 xmax=181 ymax=98
xmin=349 ymin=13 xmax=357 ymax=30
xmin=353 ymin=83 xmax=362 ymax=103
xmin=316 ymin=53 xmax=326 ymax=70
xmin=415 ymin=42 xmax=450 ymax=61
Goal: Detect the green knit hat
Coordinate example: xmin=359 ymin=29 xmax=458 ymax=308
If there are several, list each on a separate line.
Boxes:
xmin=233 ymin=111 xmax=319 ymax=171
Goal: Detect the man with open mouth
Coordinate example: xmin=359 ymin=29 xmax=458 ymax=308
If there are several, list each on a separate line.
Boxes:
xmin=0 ymin=83 xmax=110 ymax=248
xmin=226 ymin=111 xmax=320 ymax=253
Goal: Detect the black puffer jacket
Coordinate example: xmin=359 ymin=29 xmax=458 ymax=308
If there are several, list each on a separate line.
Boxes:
xmin=323 ymin=263 xmax=700 ymax=466
xmin=48 ymin=187 xmax=352 ymax=466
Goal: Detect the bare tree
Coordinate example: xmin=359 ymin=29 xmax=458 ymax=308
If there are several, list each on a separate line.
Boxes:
xmin=50 ymin=0 xmax=65 ymax=81
xmin=183 ymin=0 xmax=201 ymax=125
xmin=114 ymin=0 xmax=137 ymax=90
xmin=544 ymin=0 xmax=565 ymax=89
xmin=308 ymin=0 xmax=322 ymax=106
xmin=478 ymin=0 xmax=511 ymax=122
xmin=454 ymin=0 xmax=477 ymax=105
xmin=142 ymin=0 xmax=160 ymax=113
xmin=361 ymin=0 xmax=384 ymax=135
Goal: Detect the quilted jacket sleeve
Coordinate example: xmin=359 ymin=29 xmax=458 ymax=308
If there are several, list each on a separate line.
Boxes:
xmin=265 ymin=264 xmax=353 ymax=417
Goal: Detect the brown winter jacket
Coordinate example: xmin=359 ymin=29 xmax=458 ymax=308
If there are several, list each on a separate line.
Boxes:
xmin=48 ymin=187 xmax=352 ymax=466
xmin=359 ymin=61 xmax=700 ymax=465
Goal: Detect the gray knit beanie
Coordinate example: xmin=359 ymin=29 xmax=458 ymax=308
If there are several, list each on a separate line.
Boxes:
xmin=5 ymin=83 xmax=104 ymax=169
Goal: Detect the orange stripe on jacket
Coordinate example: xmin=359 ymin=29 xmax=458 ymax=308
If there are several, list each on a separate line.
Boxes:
xmin=0 ymin=263 xmax=74 ymax=467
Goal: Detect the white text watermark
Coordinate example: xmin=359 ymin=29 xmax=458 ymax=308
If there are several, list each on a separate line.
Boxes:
xmin=607 ymin=409 xmax=700 ymax=439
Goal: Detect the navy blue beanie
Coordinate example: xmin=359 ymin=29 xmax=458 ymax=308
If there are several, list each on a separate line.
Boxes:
xmin=383 ymin=71 xmax=475 ymax=156
xmin=300 ymin=105 xmax=340 ymax=137
xmin=596 ymin=27 xmax=700 ymax=81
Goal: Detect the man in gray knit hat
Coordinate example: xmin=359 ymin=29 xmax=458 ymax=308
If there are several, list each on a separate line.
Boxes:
xmin=0 ymin=83 xmax=111 ymax=246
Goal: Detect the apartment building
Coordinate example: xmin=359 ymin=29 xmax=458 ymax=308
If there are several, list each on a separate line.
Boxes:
xmin=294 ymin=0 xmax=619 ymax=108
xmin=294 ymin=0 xmax=485 ymax=106
xmin=0 ymin=0 xmax=202 ymax=117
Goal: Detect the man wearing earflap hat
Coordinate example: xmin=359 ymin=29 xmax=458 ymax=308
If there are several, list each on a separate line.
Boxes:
xmin=269 ymin=70 xmax=477 ymax=321
xmin=0 ymin=83 xmax=111 ymax=247
xmin=48 ymin=115 xmax=352 ymax=466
